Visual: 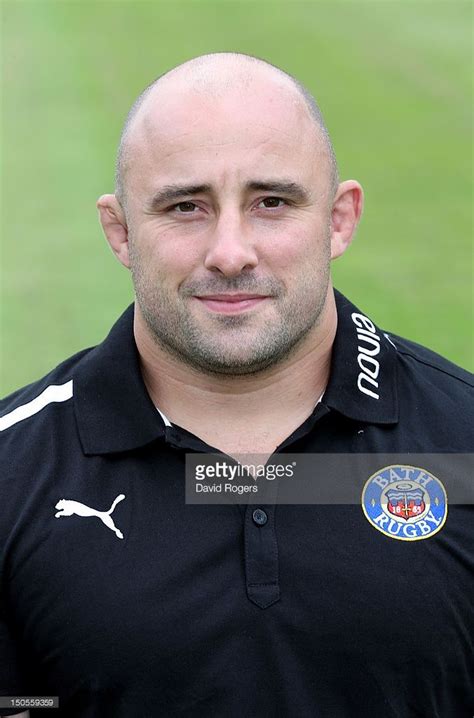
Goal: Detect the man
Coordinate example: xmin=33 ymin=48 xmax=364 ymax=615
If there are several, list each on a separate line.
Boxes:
xmin=1 ymin=53 xmax=473 ymax=717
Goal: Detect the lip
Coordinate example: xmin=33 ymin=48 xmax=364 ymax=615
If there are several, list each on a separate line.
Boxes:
xmin=194 ymin=294 xmax=270 ymax=314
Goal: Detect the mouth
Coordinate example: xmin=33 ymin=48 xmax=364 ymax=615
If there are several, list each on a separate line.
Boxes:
xmin=193 ymin=294 xmax=270 ymax=314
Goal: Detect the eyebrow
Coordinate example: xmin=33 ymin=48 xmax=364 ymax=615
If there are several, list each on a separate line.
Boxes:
xmin=245 ymin=180 xmax=310 ymax=203
xmin=146 ymin=184 xmax=212 ymax=212
xmin=146 ymin=179 xmax=310 ymax=212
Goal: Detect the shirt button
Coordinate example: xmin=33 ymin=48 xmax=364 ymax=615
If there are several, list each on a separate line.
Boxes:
xmin=252 ymin=508 xmax=268 ymax=526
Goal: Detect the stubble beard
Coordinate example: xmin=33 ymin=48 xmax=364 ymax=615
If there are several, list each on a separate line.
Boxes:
xmin=129 ymin=240 xmax=331 ymax=377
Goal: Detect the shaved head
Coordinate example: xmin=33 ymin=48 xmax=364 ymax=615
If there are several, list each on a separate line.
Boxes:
xmin=98 ymin=51 xmax=363 ymax=379
xmin=114 ymin=52 xmax=339 ymax=211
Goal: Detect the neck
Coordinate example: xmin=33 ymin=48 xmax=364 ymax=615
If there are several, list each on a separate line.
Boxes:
xmin=135 ymin=289 xmax=337 ymax=455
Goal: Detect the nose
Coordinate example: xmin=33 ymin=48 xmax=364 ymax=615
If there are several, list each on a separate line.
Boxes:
xmin=203 ymin=210 xmax=258 ymax=276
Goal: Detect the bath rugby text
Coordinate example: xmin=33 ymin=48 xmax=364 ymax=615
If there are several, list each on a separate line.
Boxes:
xmin=371 ymin=466 xmax=443 ymax=538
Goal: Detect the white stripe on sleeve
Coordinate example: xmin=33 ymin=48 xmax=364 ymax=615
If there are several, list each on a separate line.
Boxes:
xmin=0 ymin=380 xmax=73 ymax=431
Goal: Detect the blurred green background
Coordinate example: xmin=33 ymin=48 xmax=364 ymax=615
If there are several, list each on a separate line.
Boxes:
xmin=1 ymin=0 xmax=472 ymax=395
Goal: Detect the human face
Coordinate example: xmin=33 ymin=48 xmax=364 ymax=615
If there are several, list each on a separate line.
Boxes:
xmin=125 ymin=82 xmax=334 ymax=375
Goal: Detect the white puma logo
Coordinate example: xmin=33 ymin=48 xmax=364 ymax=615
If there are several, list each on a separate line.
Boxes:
xmin=55 ymin=494 xmax=126 ymax=539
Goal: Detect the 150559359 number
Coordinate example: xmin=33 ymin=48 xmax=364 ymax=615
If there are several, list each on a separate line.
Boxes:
xmin=0 ymin=696 xmax=59 ymax=709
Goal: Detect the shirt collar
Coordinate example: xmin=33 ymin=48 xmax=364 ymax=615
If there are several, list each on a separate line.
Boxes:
xmin=74 ymin=305 xmax=166 ymax=455
xmin=323 ymin=290 xmax=399 ymax=425
xmin=74 ymin=291 xmax=398 ymax=455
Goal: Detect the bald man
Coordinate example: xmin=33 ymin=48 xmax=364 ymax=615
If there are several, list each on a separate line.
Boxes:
xmin=1 ymin=53 xmax=473 ymax=718
xmin=98 ymin=53 xmax=357 ymax=457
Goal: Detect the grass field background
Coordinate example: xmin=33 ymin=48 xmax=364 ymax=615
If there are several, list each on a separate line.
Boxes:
xmin=1 ymin=0 xmax=472 ymax=395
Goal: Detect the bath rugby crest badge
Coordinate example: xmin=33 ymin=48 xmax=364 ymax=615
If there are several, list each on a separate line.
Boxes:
xmin=361 ymin=465 xmax=448 ymax=541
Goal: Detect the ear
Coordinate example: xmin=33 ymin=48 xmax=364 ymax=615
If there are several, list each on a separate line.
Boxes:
xmin=330 ymin=180 xmax=364 ymax=260
xmin=97 ymin=194 xmax=130 ymax=268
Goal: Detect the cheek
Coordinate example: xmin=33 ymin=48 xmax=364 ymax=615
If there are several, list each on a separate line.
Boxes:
xmin=134 ymin=225 xmax=202 ymax=284
xmin=260 ymin=226 xmax=330 ymax=274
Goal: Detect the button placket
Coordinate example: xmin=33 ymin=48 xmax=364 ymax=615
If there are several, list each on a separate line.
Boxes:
xmin=244 ymin=504 xmax=280 ymax=609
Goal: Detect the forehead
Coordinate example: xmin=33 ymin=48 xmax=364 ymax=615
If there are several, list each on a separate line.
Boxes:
xmin=125 ymin=73 xmax=327 ymax=197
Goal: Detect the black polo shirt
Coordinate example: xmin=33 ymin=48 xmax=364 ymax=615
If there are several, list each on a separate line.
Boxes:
xmin=1 ymin=290 xmax=473 ymax=717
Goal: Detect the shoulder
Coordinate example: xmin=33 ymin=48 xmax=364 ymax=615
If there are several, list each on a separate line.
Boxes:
xmin=0 ymin=347 xmax=93 ymax=436
xmin=0 ymin=348 xmax=100 ymax=503
xmin=383 ymin=330 xmax=473 ymax=447
xmin=386 ymin=331 xmax=473 ymax=391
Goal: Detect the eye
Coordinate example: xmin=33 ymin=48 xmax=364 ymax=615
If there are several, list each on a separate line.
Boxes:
xmin=257 ymin=197 xmax=286 ymax=209
xmin=173 ymin=201 xmax=198 ymax=213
